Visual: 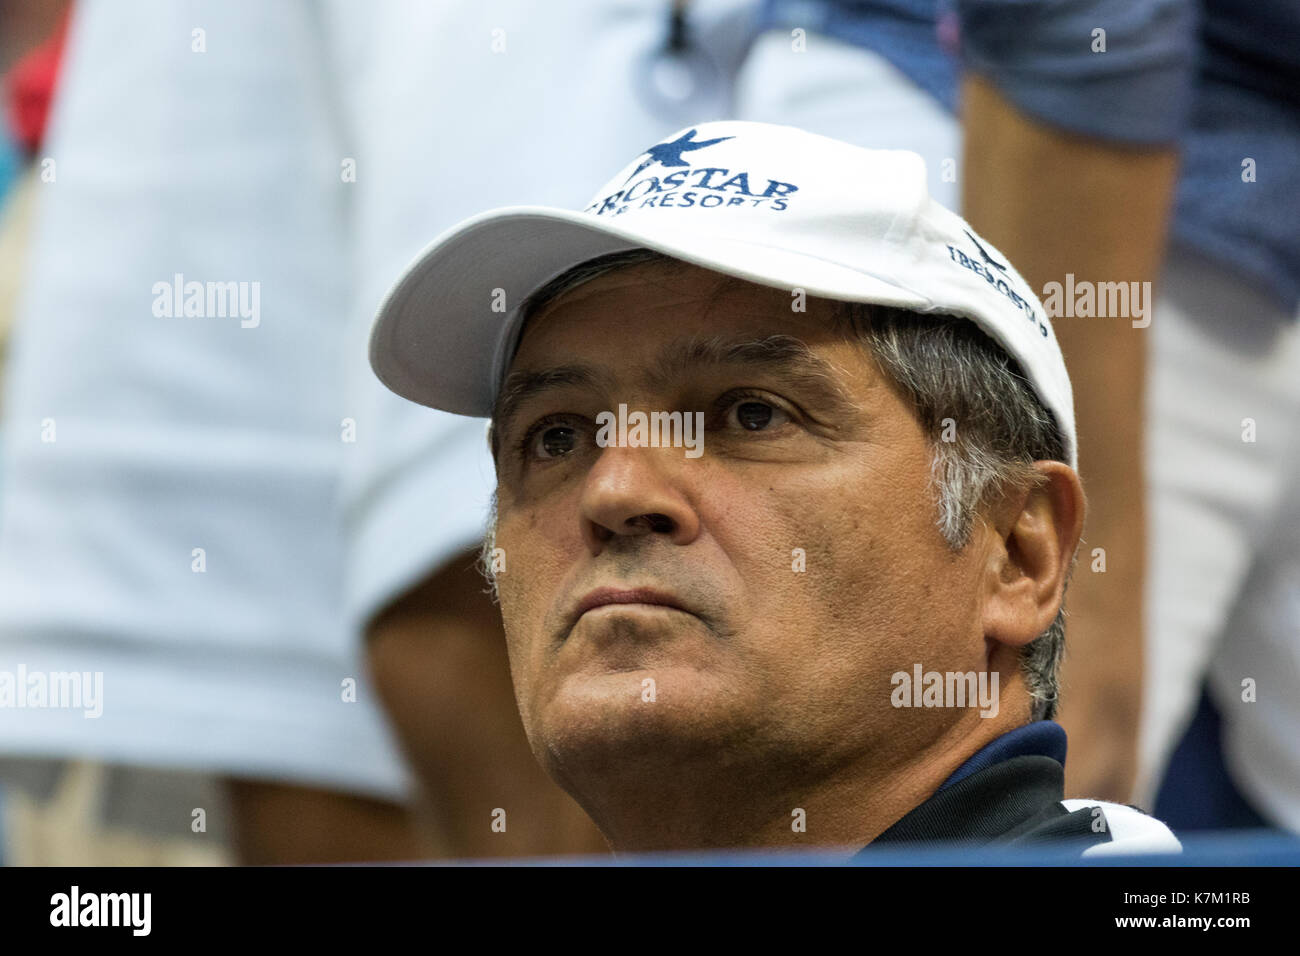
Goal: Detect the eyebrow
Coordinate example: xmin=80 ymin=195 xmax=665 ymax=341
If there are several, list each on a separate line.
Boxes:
xmin=493 ymin=364 xmax=615 ymax=448
xmin=492 ymin=332 xmax=861 ymax=445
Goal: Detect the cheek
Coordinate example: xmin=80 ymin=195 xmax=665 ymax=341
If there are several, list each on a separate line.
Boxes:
xmin=729 ymin=455 xmax=971 ymax=669
xmin=823 ymin=490 xmax=986 ymax=675
xmin=690 ymin=466 xmax=894 ymax=660
xmin=492 ymin=502 xmax=570 ymax=723
xmin=494 ymin=504 xmax=569 ymax=642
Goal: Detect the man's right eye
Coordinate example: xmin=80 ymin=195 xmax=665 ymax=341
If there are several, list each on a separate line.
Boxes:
xmin=535 ymin=425 xmax=577 ymax=459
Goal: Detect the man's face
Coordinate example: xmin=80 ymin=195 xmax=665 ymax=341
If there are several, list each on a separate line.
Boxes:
xmin=490 ymin=261 xmax=998 ymax=801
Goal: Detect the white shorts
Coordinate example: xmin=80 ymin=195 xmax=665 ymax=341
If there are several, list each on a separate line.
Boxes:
xmin=1137 ymin=247 xmax=1300 ymax=829
xmin=0 ymin=0 xmax=410 ymax=806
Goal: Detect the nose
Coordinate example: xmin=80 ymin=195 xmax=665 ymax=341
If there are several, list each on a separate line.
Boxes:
xmin=579 ymin=444 xmax=701 ymax=554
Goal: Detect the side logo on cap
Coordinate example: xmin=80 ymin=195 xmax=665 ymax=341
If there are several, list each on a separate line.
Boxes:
xmin=962 ymin=230 xmax=1008 ymax=274
xmin=947 ymin=232 xmax=1049 ymax=339
xmin=586 ymin=127 xmax=799 ymax=218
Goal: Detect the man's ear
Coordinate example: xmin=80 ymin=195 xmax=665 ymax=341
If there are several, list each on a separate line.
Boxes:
xmin=981 ymin=461 xmax=1086 ymax=648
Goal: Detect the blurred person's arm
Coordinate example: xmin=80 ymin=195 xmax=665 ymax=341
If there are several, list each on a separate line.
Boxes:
xmin=963 ymin=75 xmax=1177 ymax=801
xmin=365 ymin=548 xmax=608 ymax=858
xmin=958 ymin=0 xmax=1194 ymax=802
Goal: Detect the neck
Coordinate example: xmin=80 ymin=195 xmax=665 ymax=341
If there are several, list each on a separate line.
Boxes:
xmin=565 ymin=710 xmax=1024 ymax=854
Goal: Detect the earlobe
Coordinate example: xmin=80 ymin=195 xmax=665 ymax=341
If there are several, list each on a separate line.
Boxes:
xmin=982 ymin=462 xmax=1086 ymax=648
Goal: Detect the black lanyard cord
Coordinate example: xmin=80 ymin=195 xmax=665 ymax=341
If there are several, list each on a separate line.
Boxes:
xmin=668 ymin=0 xmax=690 ymax=52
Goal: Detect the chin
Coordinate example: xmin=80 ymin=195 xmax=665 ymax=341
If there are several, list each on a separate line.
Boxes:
xmin=531 ymin=668 xmax=743 ymax=769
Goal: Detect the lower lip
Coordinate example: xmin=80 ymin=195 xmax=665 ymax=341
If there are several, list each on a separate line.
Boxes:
xmin=579 ymin=602 xmax=686 ymax=619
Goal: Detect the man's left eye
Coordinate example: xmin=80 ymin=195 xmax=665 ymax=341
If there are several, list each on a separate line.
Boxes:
xmin=725 ymin=398 xmax=790 ymax=432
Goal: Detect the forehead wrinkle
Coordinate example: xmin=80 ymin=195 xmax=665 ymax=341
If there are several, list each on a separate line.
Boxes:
xmin=643 ymin=332 xmax=863 ymax=412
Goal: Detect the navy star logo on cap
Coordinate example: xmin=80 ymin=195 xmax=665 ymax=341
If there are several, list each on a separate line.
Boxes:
xmin=622 ymin=128 xmax=734 ymax=184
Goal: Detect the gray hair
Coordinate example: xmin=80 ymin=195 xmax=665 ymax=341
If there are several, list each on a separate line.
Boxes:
xmin=479 ymin=248 xmax=1073 ymax=722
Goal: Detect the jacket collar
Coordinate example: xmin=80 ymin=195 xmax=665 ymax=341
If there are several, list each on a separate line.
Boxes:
xmin=862 ymin=722 xmax=1069 ymax=848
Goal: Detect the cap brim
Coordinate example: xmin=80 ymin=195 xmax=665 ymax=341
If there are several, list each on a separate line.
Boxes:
xmin=369 ymin=206 xmax=931 ymax=416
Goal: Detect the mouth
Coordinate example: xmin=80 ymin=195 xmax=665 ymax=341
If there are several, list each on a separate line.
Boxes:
xmin=567 ymin=586 xmax=692 ymax=633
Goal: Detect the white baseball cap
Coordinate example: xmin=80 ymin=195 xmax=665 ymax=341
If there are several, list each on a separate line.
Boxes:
xmin=369 ymin=120 xmax=1076 ymax=467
